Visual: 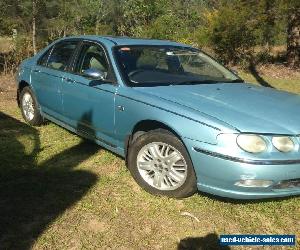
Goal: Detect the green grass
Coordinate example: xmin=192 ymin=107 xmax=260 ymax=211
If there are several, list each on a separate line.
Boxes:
xmin=0 ymin=75 xmax=299 ymax=249
xmin=239 ymin=71 xmax=300 ymax=94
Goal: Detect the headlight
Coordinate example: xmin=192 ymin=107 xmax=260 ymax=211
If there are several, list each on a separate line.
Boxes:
xmin=272 ymin=136 xmax=294 ymax=152
xmin=236 ymin=134 xmax=267 ymax=153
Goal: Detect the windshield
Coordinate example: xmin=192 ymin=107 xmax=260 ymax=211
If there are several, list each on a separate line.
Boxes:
xmin=114 ymin=45 xmax=242 ymax=87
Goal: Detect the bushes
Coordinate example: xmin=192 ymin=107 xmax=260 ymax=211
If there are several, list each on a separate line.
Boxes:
xmin=0 ymin=0 xmax=298 ymax=73
xmin=197 ymin=3 xmax=256 ymax=66
xmin=195 ymin=0 xmax=298 ymax=68
xmin=0 ymin=36 xmax=33 ymax=74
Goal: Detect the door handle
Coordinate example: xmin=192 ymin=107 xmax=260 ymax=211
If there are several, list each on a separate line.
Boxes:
xmin=117 ymin=105 xmax=125 ymax=111
xmin=32 ymin=69 xmax=40 ymax=73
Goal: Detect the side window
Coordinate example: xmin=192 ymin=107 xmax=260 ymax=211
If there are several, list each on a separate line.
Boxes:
xmin=47 ymin=41 xmax=78 ymax=71
xmin=37 ymin=47 xmax=52 ymax=66
xmin=75 ymin=43 xmax=109 ymax=76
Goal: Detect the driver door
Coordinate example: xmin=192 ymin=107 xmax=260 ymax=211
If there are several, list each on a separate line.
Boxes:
xmin=62 ymin=41 xmax=118 ymax=146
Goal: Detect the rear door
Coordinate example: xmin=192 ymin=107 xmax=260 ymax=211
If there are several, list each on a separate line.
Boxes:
xmin=61 ymin=41 xmax=118 ymax=146
xmin=31 ymin=40 xmax=79 ymax=120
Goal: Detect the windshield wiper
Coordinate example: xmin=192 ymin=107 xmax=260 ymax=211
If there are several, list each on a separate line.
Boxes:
xmin=226 ymin=79 xmax=244 ymax=83
xmin=175 ymin=80 xmax=220 ymax=85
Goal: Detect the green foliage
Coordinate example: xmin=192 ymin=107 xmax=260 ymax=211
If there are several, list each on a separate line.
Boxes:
xmin=194 ymin=0 xmax=299 ymax=66
xmin=199 ymin=2 xmax=255 ymax=64
xmin=142 ymin=12 xmax=183 ymax=39
xmin=0 ymin=18 xmax=17 ymax=36
xmin=0 ymin=0 xmax=299 ymax=69
xmin=1 ymin=36 xmax=33 ymax=74
xmin=117 ymin=0 xmax=163 ymax=36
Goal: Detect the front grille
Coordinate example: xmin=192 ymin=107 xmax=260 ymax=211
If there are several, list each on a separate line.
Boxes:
xmin=273 ymin=178 xmax=300 ymax=189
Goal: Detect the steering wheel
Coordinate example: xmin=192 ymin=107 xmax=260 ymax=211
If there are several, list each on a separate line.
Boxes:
xmin=128 ymin=69 xmax=145 ymax=78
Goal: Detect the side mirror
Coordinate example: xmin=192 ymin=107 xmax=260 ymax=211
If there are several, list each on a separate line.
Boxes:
xmin=83 ymin=68 xmax=106 ymax=80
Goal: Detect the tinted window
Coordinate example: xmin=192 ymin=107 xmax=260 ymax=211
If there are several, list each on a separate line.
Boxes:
xmin=47 ymin=41 xmax=78 ymax=71
xmin=75 ymin=43 xmax=109 ymax=76
xmin=37 ymin=47 xmax=52 ymax=66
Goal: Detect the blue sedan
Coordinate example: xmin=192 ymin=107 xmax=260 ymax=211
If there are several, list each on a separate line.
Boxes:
xmin=16 ymin=36 xmax=300 ymax=199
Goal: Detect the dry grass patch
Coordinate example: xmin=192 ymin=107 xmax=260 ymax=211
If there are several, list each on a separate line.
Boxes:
xmin=0 ymin=37 xmax=13 ymax=53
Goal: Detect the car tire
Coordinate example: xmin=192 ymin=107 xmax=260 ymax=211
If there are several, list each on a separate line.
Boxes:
xmin=20 ymin=86 xmax=44 ymax=126
xmin=127 ymin=129 xmax=197 ymax=198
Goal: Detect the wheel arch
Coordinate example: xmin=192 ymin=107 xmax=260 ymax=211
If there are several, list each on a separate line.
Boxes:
xmin=17 ymin=80 xmax=30 ymax=107
xmin=132 ymin=119 xmax=181 ymax=139
xmin=124 ymin=119 xmax=184 ymax=162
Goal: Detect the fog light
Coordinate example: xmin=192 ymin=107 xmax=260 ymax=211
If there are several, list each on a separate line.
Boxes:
xmin=235 ymin=179 xmax=273 ymax=188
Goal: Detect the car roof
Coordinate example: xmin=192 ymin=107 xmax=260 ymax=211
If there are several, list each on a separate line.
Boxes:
xmin=59 ymin=35 xmax=190 ymax=47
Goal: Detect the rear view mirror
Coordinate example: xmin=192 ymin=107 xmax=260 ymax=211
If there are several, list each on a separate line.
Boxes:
xmin=230 ymin=67 xmax=239 ymax=75
xmin=190 ymin=61 xmax=205 ymax=67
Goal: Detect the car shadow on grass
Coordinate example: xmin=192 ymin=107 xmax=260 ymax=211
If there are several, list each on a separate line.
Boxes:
xmin=0 ymin=112 xmax=99 ymax=249
xmin=178 ymin=233 xmax=230 ymax=250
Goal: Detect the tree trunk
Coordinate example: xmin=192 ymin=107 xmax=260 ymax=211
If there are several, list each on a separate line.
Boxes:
xmin=95 ymin=17 xmax=100 ymax=35
xmin=287 ymin=9 xmax=300 ymax=67
xmin=263 ymin=0 xmax=275 ymax=52
xmin=32 ymin=0 xmax=37 ymax=55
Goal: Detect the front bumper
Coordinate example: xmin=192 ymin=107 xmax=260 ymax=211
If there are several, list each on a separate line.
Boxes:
xmin=184 ymin=139 xmax=300 ymax=199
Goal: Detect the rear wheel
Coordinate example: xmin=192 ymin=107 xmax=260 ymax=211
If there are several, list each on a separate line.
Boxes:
xmin=20 ymin=86 xmax=44 ymax=126
xmin=127 ymin=129 xmax=197 ymax=198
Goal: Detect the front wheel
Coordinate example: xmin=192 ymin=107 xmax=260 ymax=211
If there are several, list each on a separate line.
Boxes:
xmin=20 ymin=86 xmax=44 ymax=126
xmin=127 ymin=129 xmax=197 ymax=198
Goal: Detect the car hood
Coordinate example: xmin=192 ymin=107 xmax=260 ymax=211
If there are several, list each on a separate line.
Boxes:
xmin=134 ymin=83 xmax=300 ymax=134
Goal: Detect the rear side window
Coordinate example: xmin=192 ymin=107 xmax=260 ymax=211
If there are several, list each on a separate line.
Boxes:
xmin=37 ymin=47 xmax=52 ymax=66
xmin=47 ymin=41 xmax=78 ymax=71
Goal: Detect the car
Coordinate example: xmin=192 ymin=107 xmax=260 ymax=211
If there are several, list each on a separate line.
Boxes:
xmin=16 ymin=35 xmax=300 ymax=199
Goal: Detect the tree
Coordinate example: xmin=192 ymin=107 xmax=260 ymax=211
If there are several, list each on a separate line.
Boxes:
xmin=256 ymin=0 xmax=277 ymax=51
xmin=200 ymin=1 xmax=256 ymax=64
xmin=0 ymin=0 xmax=298 ymax=71
xmin=286 ymin=4 xmax=300 ymax=67
xmin=32 ymin=0 xmax=37 ymax=54
xmin=117 ymin=0 xmax=163 ymax=36
xmin=277 ymin=0 xmax=300 ymax=67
